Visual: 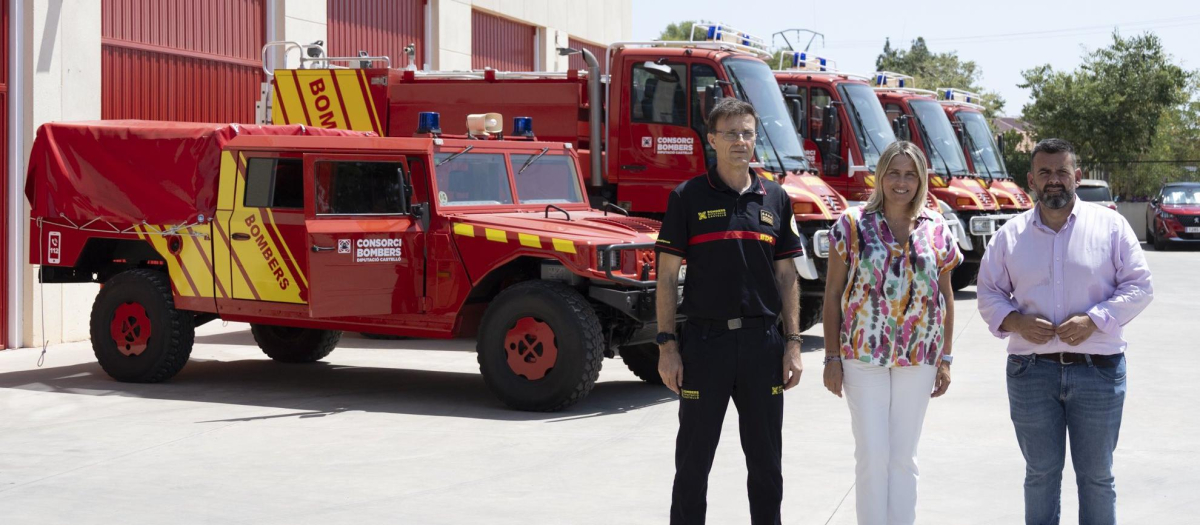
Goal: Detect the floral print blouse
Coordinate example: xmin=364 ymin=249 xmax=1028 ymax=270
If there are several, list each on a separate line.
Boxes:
xmin=831 ymin=206 xmax=962 ymax=367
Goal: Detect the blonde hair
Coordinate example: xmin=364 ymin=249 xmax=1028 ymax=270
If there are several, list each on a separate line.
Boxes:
xmin=863 ymin=141 xmax=929 ymax=219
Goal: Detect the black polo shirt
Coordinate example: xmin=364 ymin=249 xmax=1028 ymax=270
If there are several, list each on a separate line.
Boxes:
xmin=655 ymin=166 xmax=804 ymax=320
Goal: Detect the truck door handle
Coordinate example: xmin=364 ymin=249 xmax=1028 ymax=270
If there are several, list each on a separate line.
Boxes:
xmin=231 ymin=233 xmax=251 ymax=241
xmin=621 ymin=164 xmax=647 ymax=172
xmin=311 ymin=245 xmax=336 ymax=252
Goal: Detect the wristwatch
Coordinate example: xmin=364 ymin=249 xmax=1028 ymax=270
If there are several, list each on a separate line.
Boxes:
xmin=655 ymin=332 xmax=677 ymax=345
xmin=823 ymin=355 xmax=842 ymax=365
xmin=940 ymin=354 xmax=954 ymax=366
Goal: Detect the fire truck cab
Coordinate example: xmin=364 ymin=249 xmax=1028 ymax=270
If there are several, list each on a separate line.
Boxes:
xmin=873 ymin=72 xmax=1014 ymax=290
xmin=937 ymin=88 xmax=1034 ymax=212
xmin=262 ymin=22 xmax=844 ymax=330
xmin=27 ymin=120 xmax=669 ymax=412
xmin=772 ymin=54 xmax=961 ymax=231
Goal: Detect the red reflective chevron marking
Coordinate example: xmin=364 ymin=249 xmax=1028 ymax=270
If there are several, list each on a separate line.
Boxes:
xmin=688 ymin=231 xmax=776 ymax=246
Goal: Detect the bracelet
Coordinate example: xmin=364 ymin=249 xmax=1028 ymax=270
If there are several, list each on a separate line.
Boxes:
xmin=823 ymin=355 xmax=842 ymax=365
xmin=785 ymin=333 xmax=803 ymax=343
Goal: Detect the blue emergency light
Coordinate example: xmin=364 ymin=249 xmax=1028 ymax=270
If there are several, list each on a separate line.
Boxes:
xmin=513 ymin=116 xmax=534 ymax=137
xmin=707 ymin=25 xmax=722 ymax=40
xmin=416 ymin=112 xmax=442 ymax=134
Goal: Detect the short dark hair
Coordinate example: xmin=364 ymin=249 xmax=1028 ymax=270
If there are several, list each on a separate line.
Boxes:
xmin=707 ymin=98 xmax=759 ymax=129
xmin=1030 ymin=138 xmax=1077 ymax=167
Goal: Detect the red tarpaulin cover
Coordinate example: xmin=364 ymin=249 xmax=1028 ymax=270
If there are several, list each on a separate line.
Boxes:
xmin=25 ymin=120 xmax=373 ymax=226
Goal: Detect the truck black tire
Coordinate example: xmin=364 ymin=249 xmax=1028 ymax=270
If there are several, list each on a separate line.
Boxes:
xmin=89 ymin=269 xmax=195 ymax=383
xmin=477 ymin=281 xmax=605 ymax=411
xmin=251 ymin=324 xmax=341 ymax=363
xmin=620 ymin=343 xmax=662 ymax=385
xmin=951 ymin=262 xmax=978 ymax=292
xmin=799 ymin=295 xmax=823 ymax=333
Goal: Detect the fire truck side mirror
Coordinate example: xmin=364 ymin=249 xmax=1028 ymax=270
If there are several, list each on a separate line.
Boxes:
xmin=789 ymin=99 xmax=805 ymax=135
xmin=893 ymin=115 xmax=912 ymax=142
xmin=996 ymin=133 xmax=1006 ymax=153
xmin=952 ymin=121 xmax=966 ymax=149
xmin=820 ymin=102 xmax=840 ymax=140
xmin=411 ymin=202 xmax=430 ymax=230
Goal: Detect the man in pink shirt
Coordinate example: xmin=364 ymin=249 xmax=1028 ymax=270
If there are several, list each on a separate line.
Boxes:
xmin=977 ymin=138 xmax=1152 ymax=525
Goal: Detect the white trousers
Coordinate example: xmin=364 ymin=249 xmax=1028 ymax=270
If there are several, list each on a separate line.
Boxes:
xmin=842 ymin=359 xmax=938 ymax=525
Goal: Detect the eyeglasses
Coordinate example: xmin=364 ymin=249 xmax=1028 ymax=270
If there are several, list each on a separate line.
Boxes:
xmin=714 ymin=130 xmax=757 ymax=142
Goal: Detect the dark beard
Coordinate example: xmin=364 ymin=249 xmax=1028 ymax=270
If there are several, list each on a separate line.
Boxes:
xmin=1035 ymin=185 xmax=1074 ymax=209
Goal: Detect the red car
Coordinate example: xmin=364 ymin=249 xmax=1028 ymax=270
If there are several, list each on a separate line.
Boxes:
xmin=1146 ymin=182 xmax=1200 ymax=250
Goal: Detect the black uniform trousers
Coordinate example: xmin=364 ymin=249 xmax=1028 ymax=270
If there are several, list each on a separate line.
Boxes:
xmin=670 ymin=317 xmax=785 ymax=525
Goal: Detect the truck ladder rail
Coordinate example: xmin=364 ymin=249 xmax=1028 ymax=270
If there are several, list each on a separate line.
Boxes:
xmin=33 ymin=216 xmax=212 ymax=239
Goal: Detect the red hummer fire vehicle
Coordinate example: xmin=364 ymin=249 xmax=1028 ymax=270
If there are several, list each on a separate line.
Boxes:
xmin=873 ymin=72 xmax=1015 ymax=290
xmin=26 ymin=120 xmax=670 ymax=411
xmin=936 ymin=88 xmax=1034 ymax=212
xmin=771 ymin=52 xmax=954 ymax=220
xmin=260 ymin=22 xmax=845 ymax=331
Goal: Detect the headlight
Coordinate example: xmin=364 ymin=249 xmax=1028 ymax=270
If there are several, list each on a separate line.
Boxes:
xmin=1158 ymin=210 xmax=1175 ymax=220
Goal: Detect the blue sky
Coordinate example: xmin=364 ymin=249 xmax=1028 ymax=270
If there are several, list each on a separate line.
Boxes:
xmin=631 ymin=0 xmax=1200 ymax=117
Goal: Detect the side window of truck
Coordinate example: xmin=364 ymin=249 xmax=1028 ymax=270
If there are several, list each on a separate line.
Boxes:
xmin=690 ymin=64 xmax=719 ymax=167
xmin=631 ymin=62 xmax=687 ymax=126
xmin=244 ymin=158 xmax=304 ymax=209
xmin=313 ymin=161 xmax=408 ymax=215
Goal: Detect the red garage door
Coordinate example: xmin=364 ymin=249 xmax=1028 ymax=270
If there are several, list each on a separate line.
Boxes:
xmin=471 ymin=10 xmax=535 ymax=71
xmin=328 ymin=0 xmax=426 ymax=70
xmin=567 ymin=37 xmax=607 ymax=75
xmin=102 ymin=0 xmax=266 ymax=123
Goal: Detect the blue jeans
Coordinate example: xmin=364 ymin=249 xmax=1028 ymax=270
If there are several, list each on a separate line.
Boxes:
xmin=1006 ymin=353 xmax=1126 ymax=525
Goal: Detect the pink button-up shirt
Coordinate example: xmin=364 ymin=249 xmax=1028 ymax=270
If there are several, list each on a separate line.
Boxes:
xmin=977 ymin=200 xmax=1153 ymax=355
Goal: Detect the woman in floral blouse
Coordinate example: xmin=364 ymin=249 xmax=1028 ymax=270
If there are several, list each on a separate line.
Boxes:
xmin=821 ymin=140 xmax=961 ymax=525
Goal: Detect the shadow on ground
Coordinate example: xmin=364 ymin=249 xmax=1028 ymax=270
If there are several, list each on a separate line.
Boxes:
xmin=0 ymin=356 xmax=675 ymax=424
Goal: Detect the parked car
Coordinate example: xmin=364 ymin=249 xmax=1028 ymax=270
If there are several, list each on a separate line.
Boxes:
xmin=1077 ymin=179 xmax=1117 ymax=210
xmin=1146 ymin=182 xmax=1200 ymax=250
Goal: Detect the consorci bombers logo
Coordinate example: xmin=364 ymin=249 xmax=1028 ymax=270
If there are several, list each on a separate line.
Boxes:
xmin=355 ymin=238 xmax=402 ymax=263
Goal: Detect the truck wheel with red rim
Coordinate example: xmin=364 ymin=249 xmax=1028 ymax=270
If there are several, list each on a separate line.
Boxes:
xmin=951 ymin=262 xmax=978 ymax=292
xmin=89 ymin=269 xmax=195 ymax=383
xmin=620 ymin=343 xmax=662 ymax=385
xmin=477 ymin=281 xmax=605 ymax=411
xmin=251 ymin=324 xmax=341 ymax=363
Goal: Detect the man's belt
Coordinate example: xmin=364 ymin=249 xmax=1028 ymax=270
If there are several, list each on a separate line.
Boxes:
xmin=690 ymin=316 xmax=774 ymax=330
xmin=1036 ymin=352 xmax=1123 ymax=368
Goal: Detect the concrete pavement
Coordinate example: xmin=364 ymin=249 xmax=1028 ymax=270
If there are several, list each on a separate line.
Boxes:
xmin=1 ymin=246 xmax=1197 ymax=524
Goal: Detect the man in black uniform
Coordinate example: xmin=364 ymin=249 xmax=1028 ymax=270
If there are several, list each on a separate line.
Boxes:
xmin=655 ymin=98 xmax=804 ymax=525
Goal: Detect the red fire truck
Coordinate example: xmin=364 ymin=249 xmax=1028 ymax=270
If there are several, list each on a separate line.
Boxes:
xmin=936 ymin=88 xmax=1034 ymax=212
xmin=26 ymin=120 xmax=670 ymax=411
xmin=873 ymin=72 xmax=1014 ymax=290
xmin=772 ymin=53 xmax=954 ymax=218
xmin=260 ymin=23 xmax=844 ymax=332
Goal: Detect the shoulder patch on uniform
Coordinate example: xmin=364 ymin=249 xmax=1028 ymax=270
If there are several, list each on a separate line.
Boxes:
xmin=759 ymin=209 xmax=775 ymax=226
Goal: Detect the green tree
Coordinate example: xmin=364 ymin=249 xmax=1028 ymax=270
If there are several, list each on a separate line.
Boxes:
xmin=1020 ymin=32 xmax=1193 ymax=198
xmin=999 ymin=129 xmax=1032 ymax=188
xmin=658 ymin=21 xmax=697 ymax=42
xmin=876 ymin=37 xmax=1006 ymax=118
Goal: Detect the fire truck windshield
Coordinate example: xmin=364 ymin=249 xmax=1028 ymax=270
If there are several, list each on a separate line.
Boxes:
xmin=511 ymin=153 xmax=586 ymax=204
xmin=724 ymin=59 xmax=811 ymax=174
xmin=840 ymin=83 xmax=896 ymax=172
xmin=957 ymin=111 xmax=1007 ymax=179
xmin=909 ymin=99 xmax=969 ymax=177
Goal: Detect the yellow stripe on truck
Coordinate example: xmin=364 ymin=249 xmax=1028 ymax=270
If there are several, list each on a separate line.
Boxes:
xmin=453 ymin=223 xmax=475 ymax=237
xmin=518 ymin=233 xmax=541 ymax=248
xmin=485 ymin=228 xmax=507 ymax=243
xmin=551 ymin=238 xmax=577 ymax=254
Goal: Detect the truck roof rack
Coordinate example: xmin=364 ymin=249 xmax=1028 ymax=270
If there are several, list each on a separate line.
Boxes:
xmin=938 ymin=87 xmax=986 ymax=110
xmin=261 ymin=41 xmax=391 ymax=77
xmin=872 ymin=71 xmax=938 ymax=98
xmin=776 ymin=52 xmax=872 ymax=81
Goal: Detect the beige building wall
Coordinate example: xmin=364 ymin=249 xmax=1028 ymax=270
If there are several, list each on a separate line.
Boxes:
xmin=19 ymin=0 xmax=103 ymax=348
xmin=431 ymin=0 xmax=632 ymax=71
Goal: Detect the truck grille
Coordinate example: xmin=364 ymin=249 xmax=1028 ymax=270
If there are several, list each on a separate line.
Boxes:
xmin=1179 ymin=215 xmax=1200 ymax=226
xmin=822 ymin=195 xmax=843 ymax=213
xmin=977 ymin=191 xmax=995 ymax=208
